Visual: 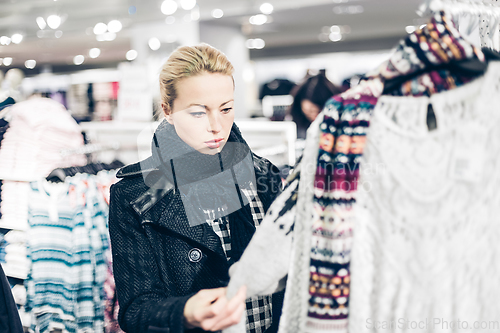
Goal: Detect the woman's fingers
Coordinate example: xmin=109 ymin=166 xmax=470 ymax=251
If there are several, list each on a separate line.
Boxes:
xmin=185 ymin=287 xmax=228 ymax=328
xmin=210 ymin=302 xmax=246 ymax=331
xmin=185 ymin=286 xmax=248 ymax=331
xmin=198 ymin=291 xmax=228 ymax=320
xmin=203 ymin=285 xmax=248 ymax=331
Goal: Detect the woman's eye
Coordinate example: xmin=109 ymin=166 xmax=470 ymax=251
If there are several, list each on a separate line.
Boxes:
xmin=222 ymin=108 xmax=233 ymax=114
xmin=190 ymin=112 xmax=206 ymax=118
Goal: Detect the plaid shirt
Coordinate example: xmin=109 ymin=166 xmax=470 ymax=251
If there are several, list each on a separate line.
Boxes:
xmin=206 ymin=183 xmax=272 ymax=333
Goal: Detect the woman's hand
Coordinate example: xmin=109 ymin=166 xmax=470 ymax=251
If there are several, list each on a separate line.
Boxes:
xmin=184 ymin=285 xmax=247 ymax=331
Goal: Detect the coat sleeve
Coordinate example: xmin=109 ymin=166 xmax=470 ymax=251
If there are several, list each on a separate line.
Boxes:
xmin=108 ymin=183 xmax=193 ymax=333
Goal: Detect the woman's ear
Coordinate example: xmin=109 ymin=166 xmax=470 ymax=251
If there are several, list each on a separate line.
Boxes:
xmin=162 ymin=103 xmax=174 ymax=125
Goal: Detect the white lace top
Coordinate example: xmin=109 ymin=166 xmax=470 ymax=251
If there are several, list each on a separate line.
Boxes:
xmin=349 ymin=61 xmax=500 ymax=333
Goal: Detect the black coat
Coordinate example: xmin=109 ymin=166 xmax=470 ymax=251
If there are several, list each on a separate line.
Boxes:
xmin=109 ymin=154 xmax=283 ymax=333
xmin=0 ymin=264 xmax=23 ymax=333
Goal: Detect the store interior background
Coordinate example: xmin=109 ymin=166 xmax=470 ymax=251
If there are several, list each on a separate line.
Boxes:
xmin=0 ymin=0 xmax=426 ymax=167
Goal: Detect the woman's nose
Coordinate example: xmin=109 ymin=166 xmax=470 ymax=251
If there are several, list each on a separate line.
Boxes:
xmin=208 ymin=113 xmax=222 ymax=133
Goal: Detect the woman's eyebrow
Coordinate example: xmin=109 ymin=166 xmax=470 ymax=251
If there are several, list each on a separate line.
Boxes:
xmin=187 ymin=103 xmax=207 ymax=109
xmin=220 ymin=99 xmax=234 ymax=107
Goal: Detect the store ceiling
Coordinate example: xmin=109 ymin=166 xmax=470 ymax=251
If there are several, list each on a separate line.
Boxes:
xmin=0 ymin=0 xmax=426 ymax=75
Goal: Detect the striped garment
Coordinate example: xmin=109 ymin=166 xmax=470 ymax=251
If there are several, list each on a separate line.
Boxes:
xmin=206 ymin=182 xmax=273 ymax=333
xmin=25 ymin=174 xmax=109 ymax=333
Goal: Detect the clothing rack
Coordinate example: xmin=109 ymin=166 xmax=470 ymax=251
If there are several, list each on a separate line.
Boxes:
xmin=60 ymin=142 xmax=122 ymax=157
xmin=419 ymin=0 xmax=500 ymax=51
xmin=419 ymin=0 xmax=500 ymax=17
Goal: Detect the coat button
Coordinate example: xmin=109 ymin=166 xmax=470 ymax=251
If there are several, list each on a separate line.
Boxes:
xmin=188 ymin=248 xmax=202 ymax=263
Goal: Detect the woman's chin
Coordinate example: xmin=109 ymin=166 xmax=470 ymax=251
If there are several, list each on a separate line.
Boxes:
xmin=197 ymin=146 xmax=222 ymax=155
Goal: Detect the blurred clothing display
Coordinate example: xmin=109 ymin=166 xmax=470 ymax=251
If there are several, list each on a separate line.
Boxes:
xmin=0 ymin=98 xmax=86 ymax=181
xmin=259 ymin=79 xmax=296 ymax=101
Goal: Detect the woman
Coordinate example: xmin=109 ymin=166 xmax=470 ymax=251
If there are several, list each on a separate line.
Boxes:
xmin=289 ymin=72 xmax=341 ymax=139
xmin=108 ymin=44 xmax=283 ymax=333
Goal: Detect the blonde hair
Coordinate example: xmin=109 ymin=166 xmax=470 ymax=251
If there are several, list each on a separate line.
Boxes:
xmin=159 ymin=44 xmax=234 ymax=115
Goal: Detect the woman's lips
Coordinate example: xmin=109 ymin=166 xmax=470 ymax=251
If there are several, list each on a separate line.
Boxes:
xmin=205 ymin=138 xmax=224 ymax=149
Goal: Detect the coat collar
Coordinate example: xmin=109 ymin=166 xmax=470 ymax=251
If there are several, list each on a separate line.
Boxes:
xmin=117 ymin=159 xmax=227 ymax=259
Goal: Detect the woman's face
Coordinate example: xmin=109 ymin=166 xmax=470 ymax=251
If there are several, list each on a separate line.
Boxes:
xmin=301 ymin=99 xmax=321 ymax=122
xmin=166 ymin=72 xmax=235 ymax=155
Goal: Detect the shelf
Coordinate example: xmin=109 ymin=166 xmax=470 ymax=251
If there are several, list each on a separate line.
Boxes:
xmin=0 ymin=175 xmax=37 ymax=182
xmin=0 ymin=220 xmax=28 ymax=232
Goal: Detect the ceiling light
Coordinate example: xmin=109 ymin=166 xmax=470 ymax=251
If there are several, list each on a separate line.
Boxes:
xmin=254 ymin=38 xmax=265 ymax=49
xmin=405 ymin=26 xmax=417 ymax=34
xmin=73 ymin=55 xmax=85 ymax=65
xmin=36 ymin=17 xmax=47 ymax=30
xmin=0 ymin=36 xmax=11 ymax=46
xmin=211 ymin=9 xmax=223 ymax=18
xmin=165 ymin=16 xmax=176 ymax=24
xmin=47 ymin=15 xmax=62 ymax=29
xmin=25 ymin=60 xmax=36 ymax=69
xmin=128 ymin=6 xmax=137 ymax=15
xmin=93 ymin=22 xmax=107 ymax=35
xmin=11 ymin=34 xmax=23 ymax=44
xmin=3 ymin=57 xmax=13 ymax=66
xmin=126 ymin=49 xmax=138 ymax=61
xmin=108 ymin=20 xmax=122 ymax=33
xmin=249 ymin=14 xmax=268 ymax=25
xmin=180 ymin=0 xmax=196 ymax=11
xmin=333 ymin=5 xmax=363 ymax=14
xmin=260 ymin=3 xmax=274 ymax=15
xmin=330 ymin=25 xmax=341 ymax=34
xmin=148 ymin=37 xmax=161 ymax=51
xmin=55 ymin=30 xmax=63 ymax=38
xmin=245 ymin=38 xmax=265 ymax=49
xmin=161 ymin=0 xmax=178 ymax=15
xmin=329 ymin=32 xmax=342 ymax=42
xmin=89 ymin=48 xmax=101 ymax=58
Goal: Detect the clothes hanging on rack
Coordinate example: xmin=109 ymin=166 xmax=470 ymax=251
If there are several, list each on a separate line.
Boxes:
xmin=1 ymin=231 xmax=28 ymax=280
xmin=46 ymin=160 xmax=125 ymax=183
xmin=259 ymin=79 xmax=297 ymax=100
xmin=348 ymin=60 xmax=500 ymax=333
xmin=224 ymin=11 xmax=491 ymax=333
xmin=25 ymin=173 xmax=111 ymax=333
xmin=0 ymin=97 xmax=15 ymax=112
xmin=0 ymin=97 xmax=86 ymax=180
xmin=420 ymin=0 xmax=500 ymax=51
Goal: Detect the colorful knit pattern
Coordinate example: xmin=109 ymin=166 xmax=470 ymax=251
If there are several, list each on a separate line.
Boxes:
xmin=307 ymin=92 xmax=377 ymax=332
xmin=306 ymin=11 xmax=484 ymax=332
xmin=389 ymin=69 xmax=477 ymax=97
